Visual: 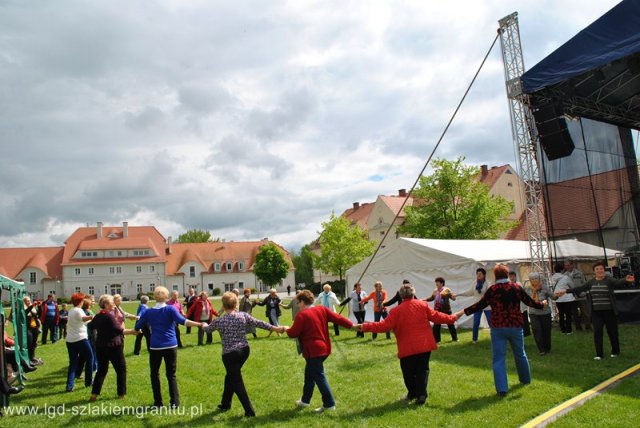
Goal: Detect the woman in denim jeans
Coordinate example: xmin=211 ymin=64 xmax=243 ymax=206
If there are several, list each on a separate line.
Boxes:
xmin=65 ymin=292 xmax=94 ymax=392
xmin=457 ymin=265 xmax=546 ymax=397
xmin=285 ymin=290 xmax=354 ymax=413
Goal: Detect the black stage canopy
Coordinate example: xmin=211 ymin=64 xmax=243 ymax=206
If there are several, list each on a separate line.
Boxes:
xmin=521 ymin=0 xmax=640 ymax=130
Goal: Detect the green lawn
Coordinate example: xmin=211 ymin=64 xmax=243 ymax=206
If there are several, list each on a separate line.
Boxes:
xmin=3 ymin=300 xmax=639 ymax=427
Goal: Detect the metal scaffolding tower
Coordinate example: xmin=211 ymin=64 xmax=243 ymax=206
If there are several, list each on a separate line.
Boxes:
xmin=498 ymin=12 xmax=551 ymax=277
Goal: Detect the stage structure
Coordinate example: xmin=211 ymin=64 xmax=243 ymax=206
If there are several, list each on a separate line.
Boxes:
xmin=499 ymin=1 xmax=640 ymax=276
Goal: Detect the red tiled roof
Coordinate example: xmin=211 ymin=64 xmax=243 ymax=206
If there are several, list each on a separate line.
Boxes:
xmin=505 ymin=211 xmax=528 ymax=240
xmin=62 ymin=225 xmax=167 ymax=265
xmin=0 ymin=247 xmax=64 ymax=280
xmin=341 ymin=202 xmax=375 ymax=230
xmin=478 ymin=165 xmax=511 ymax=190
xmin=165 ymin=240 xmax=294 ymax=275
xmin=379 ymin=195 xmax=414 ymax=218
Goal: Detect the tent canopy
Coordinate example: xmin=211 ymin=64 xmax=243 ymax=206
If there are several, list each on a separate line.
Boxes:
xmin=520 ymin=0 xmax=640 ymax=130
xmin=346 ymin=238 xmax=619 ymax=328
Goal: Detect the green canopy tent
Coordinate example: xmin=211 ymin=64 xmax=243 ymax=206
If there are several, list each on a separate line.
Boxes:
xmin=1 ymin=275 xmax=29 ymax=396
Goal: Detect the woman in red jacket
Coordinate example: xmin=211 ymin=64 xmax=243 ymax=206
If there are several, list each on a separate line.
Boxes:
xmin=285 ymin=290 xmax=354 ymax=413
xmin=359 ymin=283 xmax=460 ymax=405
xmin=186 ymin=292 xmax=219 ymax=345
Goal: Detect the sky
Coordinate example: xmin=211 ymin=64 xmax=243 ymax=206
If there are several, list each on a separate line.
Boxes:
xmin=0 ymin=0 xmax=628 ymax=252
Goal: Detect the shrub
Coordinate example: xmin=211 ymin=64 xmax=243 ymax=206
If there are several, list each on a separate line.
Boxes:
xmin=212 ymin=288 xmax=222 ymax=296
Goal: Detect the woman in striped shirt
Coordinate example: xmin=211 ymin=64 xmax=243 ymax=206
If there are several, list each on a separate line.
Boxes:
xmin=556 ymin=261 xmax=634 ymax=360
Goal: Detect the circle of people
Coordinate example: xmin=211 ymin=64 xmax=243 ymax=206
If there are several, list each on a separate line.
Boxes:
xmin=9 ymin=259 xmax=633 ymax=416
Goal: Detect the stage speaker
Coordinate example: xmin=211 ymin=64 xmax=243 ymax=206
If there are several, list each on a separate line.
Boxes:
xmin=532 ymin=102 xmax=575 ymax=161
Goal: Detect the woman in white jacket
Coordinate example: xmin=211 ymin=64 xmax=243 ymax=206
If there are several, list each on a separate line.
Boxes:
xmin=552 ymin=261 xmax=576 ymax=334
xmin=317 ymin=284 xmax=342 ymax=335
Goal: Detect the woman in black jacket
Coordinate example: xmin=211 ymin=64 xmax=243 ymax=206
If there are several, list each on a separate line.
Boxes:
xmin=256 ymin=289 xmax=281 ymax=336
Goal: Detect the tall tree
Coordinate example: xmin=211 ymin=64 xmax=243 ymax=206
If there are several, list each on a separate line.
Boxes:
xmin=292 ymin=244 xmax=314 ymax=287
xmin=175 ymin=229 xmax=212 ymax=243
xmin=314 ymin=212 xmax=375 ymax=281
xmin=399 ymin=157 xmax=518 ymax=239
xmin=253 ymin=243 xmax=290 ymax=287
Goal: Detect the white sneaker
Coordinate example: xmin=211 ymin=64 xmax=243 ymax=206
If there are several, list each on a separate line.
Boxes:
xmin=593 ymin=356 xmax=602 ymax=360
xmin=315 ymin=406 xmax=336 ymax=413
xmin=295 ymin=400 xmax=309 ymax=408
xmin=611 ymin=354 xmax=619 ymax=358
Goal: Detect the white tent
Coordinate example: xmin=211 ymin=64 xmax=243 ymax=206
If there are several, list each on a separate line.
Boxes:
xmin=345 ymin=238 xmax=619 ymax=328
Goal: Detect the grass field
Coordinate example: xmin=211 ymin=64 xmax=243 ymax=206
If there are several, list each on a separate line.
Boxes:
xmin=3 ymin=300 xmax=639 ymax=427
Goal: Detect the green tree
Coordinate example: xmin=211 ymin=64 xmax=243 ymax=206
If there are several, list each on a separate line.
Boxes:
xmin=399 ymin=157 xmax=518 ymax=239
xmin=314 ymin=212 xmax=375 ymax=281
xmin=292 ymin=244 xmax=314 ymax=287
xmin=175 ymin=229 xmax=217 ymax=243
xmin=253 ymin=243 xmax=290 ymax=287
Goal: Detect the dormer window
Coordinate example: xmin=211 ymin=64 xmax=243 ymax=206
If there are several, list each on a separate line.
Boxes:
xmin=107 ymin=232 xmax=119 ymax=239
xmin=214 ymin=262 xmax=221 ymax=272
xmin=226 ymin=261 xmax=233 ymax=271
xmin=238 ymin=261 xmax=245 ymax=271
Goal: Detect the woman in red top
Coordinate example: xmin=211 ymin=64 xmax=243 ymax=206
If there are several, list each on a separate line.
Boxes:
xmin=285 ymin=290 xmax=354 ymax=413
xmin=186 ymin=292 xmax=219 ymax=346
xmin=359 ymin=283 xmax=459 ymax=404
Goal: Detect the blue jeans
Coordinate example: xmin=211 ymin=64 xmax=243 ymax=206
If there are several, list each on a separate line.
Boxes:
xmin=302 ymin=356 xmax=335 ymax=408
xmin=490 ymin=328 xmax=531 ymax=394
xmin=472 ymin=310 xmax=492 ymax=341
xmin=66 ymin=339 xmax=94 ymax=390
xmin=373 ymin=311 xmax=390 ymax=339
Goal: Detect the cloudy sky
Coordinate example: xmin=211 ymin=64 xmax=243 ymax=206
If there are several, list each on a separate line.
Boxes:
xmin=0 ymin=0 xmax=627 ymax=251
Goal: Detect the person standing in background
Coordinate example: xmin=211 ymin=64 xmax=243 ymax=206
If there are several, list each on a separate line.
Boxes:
xmin=425 ymin=277 xmax=458 ymax=343
xmin=457 ymin=268 xmax=492 ymax=342
xmin=564 ymin=259 xmax=591 ymax=332
xmin=360 ymin=281 xmax=390 ymax=340
xmin=552 ymin=262 xmax=576 ymax=335
xmin=133 ymin=295 xmax=151 ymax=355
xmin=184 ymin=287 xmax=197 ymax=334
xmin=240 ymin=288 xmax=258 ymax=338
xmin=510 ymin=271 xmax=531 ymax=338
xmin=317 ymin=284 xmax=341 ymax=336
xmin=40 ymin=294 xmax=59 ymax=344
xmin=58 ymin=303 xmax=69 ymax=340
xmin=339 ymin=283 xmax=368 ymax=338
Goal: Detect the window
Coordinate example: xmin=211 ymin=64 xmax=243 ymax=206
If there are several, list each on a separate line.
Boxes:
xmin=104 ymin=285 xmax=108 ymax=294
xmin=189 ymin=266 xmax=196 ymax=278
xmin=109 ymin=267 xmax=115 ymax=274
xmin=506 ymin=169 xmax=513 ymax=174
xmin=117 ymin=251 xmax=122 ymax=256
xmin=88 ymin=267 xmax=94 ymax=275
xmin=224 ymin=283 xmax=234 ymax=292
xmin=150 ymin=266 xmax=155 ymax=273
xmin=109 ymin=251 xmax=115 ymax=257
xmin=208 ymin=283 xmax=214 ymax=290
xmin=380 ymin=231 xmax=385 ymax=236
xmin=116 ymin=266 xmax=122 ymax=274
xmin=137 ymin=284 xmax=143 ymax=293
xmin=88 ymin=286 xmax=95 ymax=295
xmin=214 ymin=263 xmax=221 ymax=272
xmin=239 ymin=281 xmax=244 ymax=289
xmin=238 ymin=261 xmax=244 ymax=271
xmin=507 ymin=182 xmax=513 ymax=187
xmin=149 ymin=283 xmax=155 ymax=292
xmin=92 ymin=252 xmax=97 ymax=257
xmin=172 ymin=284 xmax=178 ymax=291
xmin=136 ymin=266 xmax=142 ymax=273
xmin=144 ymin=250 xmax=150 ymax=255
xmin=75 ymin=287 xmax=81 ymax=293
xmin=29 ymin=272 xmax=36 ymax=284
xmin=226 ymin=261 xmax=233 ymax=271
xmin=74 ymin=268 xmax=81 ymax=276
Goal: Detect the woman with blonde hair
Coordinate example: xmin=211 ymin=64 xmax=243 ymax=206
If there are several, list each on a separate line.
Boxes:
xmin=203 ymin=292 xmax=284 ymax=417
xmin=135 ymin=286 xmax=204 ymax=408
xmin=88 ymin=294 xmax=138 ymax=401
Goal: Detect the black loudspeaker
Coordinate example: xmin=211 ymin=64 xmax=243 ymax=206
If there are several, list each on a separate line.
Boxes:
xmin=532 ymin=102 xmax=575 ymax=161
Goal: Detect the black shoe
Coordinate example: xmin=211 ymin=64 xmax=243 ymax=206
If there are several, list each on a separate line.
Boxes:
xmin=245 ymin=412 xmax=256 ymax=417
xmin=5 ymin=385 xmax=24 ymax=395
xmin=217 ymin=404 xmax=231 ymax=411
xmin=497 ymin=392 xmax=507 ymax=397
xmin=22 ymin=364 xmax=37 ymax=372
xmin=415 ymin=395 xmax=427 ymax=405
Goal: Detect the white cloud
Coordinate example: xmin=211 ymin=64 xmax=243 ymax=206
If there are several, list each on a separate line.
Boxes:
xmin=0 ymin=0 xmax=625 ymax=250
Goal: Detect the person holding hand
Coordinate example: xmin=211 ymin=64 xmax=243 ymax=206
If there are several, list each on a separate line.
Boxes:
xmin=456 ymin=265 xmax=546 ymax=397
xmin=203 ymin=292 xmax=285 ymax=417
xmin=555 ymin=261 xmax=634 ymax=360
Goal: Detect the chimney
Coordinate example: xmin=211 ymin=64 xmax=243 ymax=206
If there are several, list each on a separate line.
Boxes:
xmin=167 ymin=236 xmax=172 ymax=254
xmin=97 ymin=222 xmax=103 ymax=239
xmin=353 ymin=202 xmax=360 ymax=210
xmin=122 ymin=221 xmax=129 ymax=238
xmin=398 ymin=189 xmax=407 ymax=197
xmin=481 ymin=165 xmax=488 ymax=176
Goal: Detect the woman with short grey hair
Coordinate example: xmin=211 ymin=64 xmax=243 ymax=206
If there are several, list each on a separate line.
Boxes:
xmin=525 ymin=273 xmax=555 ymax=355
